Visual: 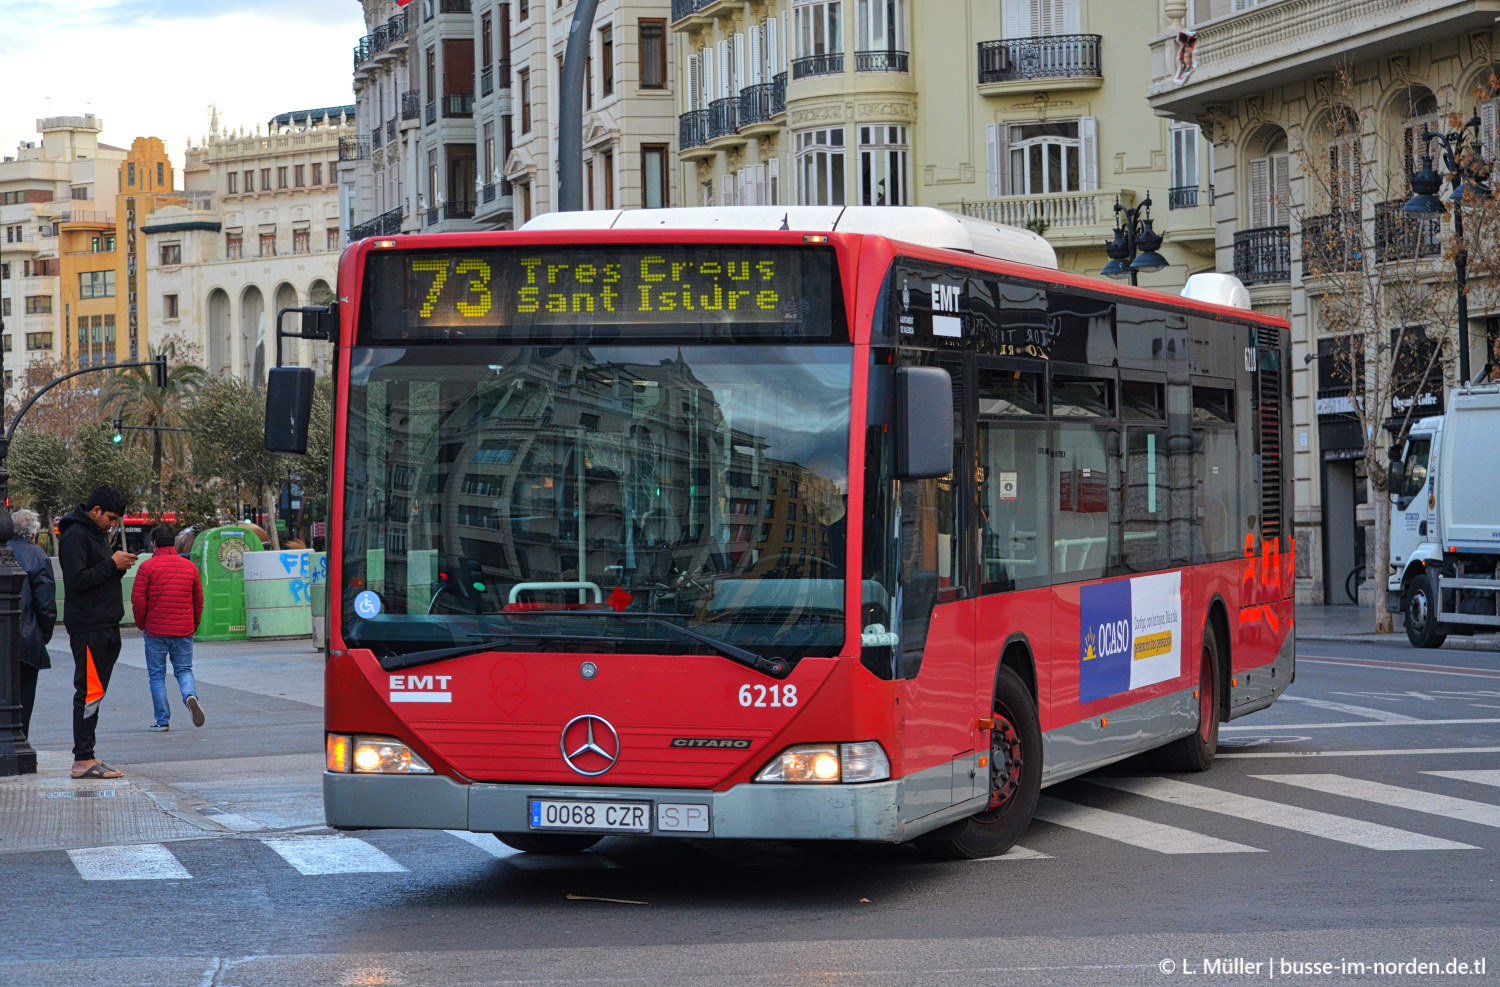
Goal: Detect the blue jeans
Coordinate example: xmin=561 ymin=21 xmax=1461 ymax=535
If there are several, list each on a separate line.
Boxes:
xmin=143 ymin=633 xmax=197 ymax=726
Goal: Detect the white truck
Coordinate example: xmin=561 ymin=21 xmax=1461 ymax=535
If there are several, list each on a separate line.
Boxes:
xmin=1386 ymin=384 xmax=1500 ymax=647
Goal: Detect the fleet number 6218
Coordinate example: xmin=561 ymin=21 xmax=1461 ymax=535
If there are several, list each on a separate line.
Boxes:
xmin=738 ymin=684 xmax=798 ymax=707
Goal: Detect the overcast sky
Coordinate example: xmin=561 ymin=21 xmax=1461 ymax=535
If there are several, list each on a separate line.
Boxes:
xmin=1 ymin=0 xmax=366 ymax=170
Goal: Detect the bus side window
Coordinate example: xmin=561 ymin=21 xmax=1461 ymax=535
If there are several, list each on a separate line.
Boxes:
xmin=977 ymin=420 xmax=1049 ymax=593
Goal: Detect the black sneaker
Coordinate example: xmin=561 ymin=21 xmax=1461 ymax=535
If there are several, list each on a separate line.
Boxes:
xmin=185 ymin=695 xmax=206 ymax=728
xmin=149 ymin=723 xmax=170 ymax=732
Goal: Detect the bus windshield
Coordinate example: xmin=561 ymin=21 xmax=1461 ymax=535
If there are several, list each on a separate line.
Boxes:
xmin=342 ymin=343 xmax=852 ymax=662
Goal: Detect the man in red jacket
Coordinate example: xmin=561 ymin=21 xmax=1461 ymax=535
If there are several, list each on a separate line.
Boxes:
xmin=131 ymin=524 xmax=206 ymax=731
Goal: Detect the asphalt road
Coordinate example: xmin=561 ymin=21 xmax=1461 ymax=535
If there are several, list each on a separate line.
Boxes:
xmin=4 ymin=631 xmax=1499 ymax=987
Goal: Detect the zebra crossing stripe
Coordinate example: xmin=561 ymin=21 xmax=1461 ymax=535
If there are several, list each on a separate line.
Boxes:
xmin=262 ymin=836 xmax=408 ymax=875
xmin=1034 ymin=796 xmax=1263 ymax=854
xmin=68 ymin=844 xmax=192 ymax=881
xmin=445 ymin=830 xmax=522 ymax=858
xmin=1089 ymin=777 xmax=1476 ymax=851
xmin=1426 ymin=770 xmax=1500 ymax=789
xmin=1256 ymin=774 xmax=1500 ymax=830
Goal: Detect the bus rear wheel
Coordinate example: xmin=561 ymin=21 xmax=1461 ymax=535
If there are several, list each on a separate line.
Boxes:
xmin=914 ymin=665 xmax=1042 ymax=860
xmin=493 ymin=833 xmax=602 ymax=854
xmin=1156 ymin=626 xmax=1220 ymax=772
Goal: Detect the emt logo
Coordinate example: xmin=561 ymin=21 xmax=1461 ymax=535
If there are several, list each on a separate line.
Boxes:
xmin=389 ymin=674 xmax=453 ymax=703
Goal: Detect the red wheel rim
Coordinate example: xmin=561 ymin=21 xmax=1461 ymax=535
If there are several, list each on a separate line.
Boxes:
xmin=987 ymin=713 xmax=1024 ymax=811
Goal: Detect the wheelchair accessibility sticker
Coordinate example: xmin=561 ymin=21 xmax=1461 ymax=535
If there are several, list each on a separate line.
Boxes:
xmin=1079 ymin=572 xmax=1182 ymax=703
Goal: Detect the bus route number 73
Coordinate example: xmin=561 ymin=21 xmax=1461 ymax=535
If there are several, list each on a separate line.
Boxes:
xmin=739 ymin=684 xmax=798 ymax=707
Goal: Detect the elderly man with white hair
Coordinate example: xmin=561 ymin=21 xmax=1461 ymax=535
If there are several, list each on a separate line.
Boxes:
xmin=7 ymin=508 xmax=57 ymax=740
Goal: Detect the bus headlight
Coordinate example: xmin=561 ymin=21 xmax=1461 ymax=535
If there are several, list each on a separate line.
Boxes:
xmin=754 ymin=741 xmax=890 ymax=784
xmin=327 ymin=733 xmax=434 ymax=774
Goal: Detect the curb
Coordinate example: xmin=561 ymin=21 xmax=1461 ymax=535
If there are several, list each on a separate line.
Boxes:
xmin=1298 ymin=632 xmax=1500 ymax=652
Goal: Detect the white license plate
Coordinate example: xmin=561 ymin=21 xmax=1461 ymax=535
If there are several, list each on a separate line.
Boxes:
xmin=529 ymin=799 xmax=650 ymax=832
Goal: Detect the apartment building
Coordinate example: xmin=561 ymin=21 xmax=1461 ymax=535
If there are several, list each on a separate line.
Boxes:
xmin=1146 ymin=0 xmax=1500 ymax=604
xmin=0 ymin=115 xmax=126 ymax=388
xmin=671 ymin=0 xmax=1212 ymax=287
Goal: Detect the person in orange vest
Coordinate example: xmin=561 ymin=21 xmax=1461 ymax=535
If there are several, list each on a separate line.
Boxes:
xmin=132 ymin=524 xmax=206 ymax=731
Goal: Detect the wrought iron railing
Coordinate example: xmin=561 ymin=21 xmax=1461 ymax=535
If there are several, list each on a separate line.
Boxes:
xmin=338 ymin=136 xmax=370 ymax=161
xmin=977 ymin=34 xmax=1101 ymax=84
xmin=739 ymin=83 xmax=777 ymax=127
xmin=772 ymin=72 xmax=786 ymax=114
xmin=402 ymin=90 xmax=421 ymax=120
xmin=679 ymin=109 xmax=711 ymax=150
xmin=444 ymin=200 xmax=476 ymax=220
xmin=371 ymin=126 xmax=382 ymax=149
xmin=353 ymin=40 xmax=371 ymax=70
xmin=386 ymin=9 xmax=408 ymax=43
xmin=370 ymin=24 xmax=390 ymax=55
xmin=481 ymin=68 xmax=494 ymax=96
xmin=483 ymin=183 xmax=497 ymax=204
xmin=426 ymin=206 xmax=440 ymax=226
xmin=386 ymin=119 xmax=396 ymax=142
xmin=1302 ymin=210 xmax=1362 ymax=276
xmin=425 ymin=100 xmax=437 ymax=125
xmin=444 ymin=94 xmax=475 ymax=117
xmin=1374 ymin=199 xmax=1442 ymax=264
xmin=855 ymin=50 xmax=909 ymax=72
xmin=791 ymin=53 xmax=843 ymax=80
xmin=671 ymin=0 xmax=709 ymax=21
xmin=349 ymin=207 xmax=403 ymax=242
xmin=498 ymin=59 xmax=512 ymax=88
xmin=1168 ymin=186 xmax=1200 ymax=210
xmin=440 ymin=0 xmax=471 ymax=12
xmin=709 ymin=97 xmax=740 ymax=139
xmin=1233 ymin=226 xmax=1291 ymax=285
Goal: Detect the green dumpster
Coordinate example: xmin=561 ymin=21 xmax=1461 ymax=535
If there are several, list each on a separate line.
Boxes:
xmin=190 ymin=525 xmax=264 ymax=641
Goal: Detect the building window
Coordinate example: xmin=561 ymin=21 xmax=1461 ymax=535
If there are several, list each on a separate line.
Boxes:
xmin=858 ymin=125 xmax=908 ymax=205
xmin=1004 ymin=0 xmax=1080 ymax=36
xmin=1248 ymin=137 xmax=1290 ymax=228
xmin=260 ymin=168 xmax=271 ymax=191
xmin=602 ymin=150 xmax=614 ymax=208
xmin=586 ymin=159 xmax=596 ymax=210
xmin=483 ymin=121 xmax=496 ymax=186
xmin=293 ymin=228 xmax=311 ymax=254
xmin=25 ymin=295 xmax=53 ymax=314
xmin=794 ymin=1 xmax=842 ymax=58
xmin=796 ymin=127 xmax=846 ymax=205
xmin=640 ymin=20 xmax=667 ymax=89
xmin=600 ymin=25 xmax=615 ymax=97
xmin=26 ymin=332 xmax=52 ymax=351
xmin=519 ymin=0 xmax=528 ymax=20
xmin=228 ymin=172 xmax=238 ymax=194
xmin=1009 ymin=120 xmax=1081 ymax=195
xmin=259 ymin=232 xmax=277 ymax=257
xmin=244 ymin=170 xmax=254 ymax=192
xmin=277 ymin=167 xmax=288 ymax=190
xmin=128 ymin=162 xmax=136 ymax=186
xmin=163 ymin=294 xmax=179 ymax=319
xmin=1170 ymin=122 xmax=1199 ymax=207
xmin=519 ymin=68 xmax=532 ymax=132
xmin=312 ymin=162 xmax=323 ymax=186
xmin=426 ymin=46 xmax=436 ymax=95
xmin=78 ymin=271 xmax=116 ymax=299
xmin=157 ymin=161 xmax=165 ymax=187
xmin=327 ymin=161 xmax=336 ymax=183
xmin=1 ymin=299 xmax=8 ymax=317
xmin=519 ymin=181 xmax=532 ymax=222
xmin=481 ymin=12 xmax=493 ymax=67
xmin=0 ymin=262 xmax=7 ymax=278
xmin=159 ymin=243 xmax=182 ymax=266
xmin=585 ymin=51 xmax=594 ymax=109
xmin=1 ymin=334 xmax=8 ymax=351
xmin=642 ymin=144 xmax=668 ymax=207
xmin=71 ymin=186 xmax=89 ymax=200
xmin=295 ymin=164 xmax=306 ymax=187
xmin=856 ymin=0 xmax=905 ymax=51
xmin=327 ymin=228 xmax=341 ymax=251
xmin=227 ymin=232 xmax=243 ymax=259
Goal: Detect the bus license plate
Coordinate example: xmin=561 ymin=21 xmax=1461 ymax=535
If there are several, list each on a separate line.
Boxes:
xmin=529 ymin=799 xmax=650 ymax=832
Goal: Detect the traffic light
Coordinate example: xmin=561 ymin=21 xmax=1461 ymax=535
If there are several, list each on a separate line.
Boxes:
xmin=153 ymin=353 xmax=168 ymax=389
xmin=111 ymin=418 xmax=124 ymax=444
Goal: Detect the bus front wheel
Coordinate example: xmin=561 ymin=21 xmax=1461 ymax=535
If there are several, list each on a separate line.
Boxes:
xmin=493 ymin=833 xmax=602 ymax=854
xmin=914 ymin=665 xmax=1042 ymax=860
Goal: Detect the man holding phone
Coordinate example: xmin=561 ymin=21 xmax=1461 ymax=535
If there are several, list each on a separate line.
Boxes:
xmin=58 ymin=485 xmax=136 ymax=780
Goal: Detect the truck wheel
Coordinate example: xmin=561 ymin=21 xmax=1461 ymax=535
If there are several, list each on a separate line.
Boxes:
xmin=1403 ymin=572 xmax=1448 ymax=649
xmin=1156 ymin=624 xmax=1220 ymax=772
xmin=493 ymin=833 xmax=602 ymax=854
xmin=914 ymin=665 xmax=1042 ymax=860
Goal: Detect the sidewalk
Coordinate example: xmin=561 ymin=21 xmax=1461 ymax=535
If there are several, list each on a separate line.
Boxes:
xmin=1297 ymin=603 xmax=1500 ymax=650
xmin=0 ymin=629 xmax=328 ymax=855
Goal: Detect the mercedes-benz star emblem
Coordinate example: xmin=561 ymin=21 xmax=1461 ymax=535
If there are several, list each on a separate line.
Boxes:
xmin=560 ymin=714 xmax=621 ymax=777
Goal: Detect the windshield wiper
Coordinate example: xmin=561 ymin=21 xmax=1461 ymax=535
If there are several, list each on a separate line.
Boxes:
xmin=377 ymin=631 xmax=621 ymax=672
xmin=503 ymin=610 xmax=792 ymax=678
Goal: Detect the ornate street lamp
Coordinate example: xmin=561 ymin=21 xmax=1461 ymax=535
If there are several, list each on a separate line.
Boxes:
xmin=1101 ymin=194 xmax=1169 ymax=286
xmin=1404 ymin=112 xmax=1492 ymax=385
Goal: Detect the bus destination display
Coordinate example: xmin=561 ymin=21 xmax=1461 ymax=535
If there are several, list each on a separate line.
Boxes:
xmin=363 ymin=245 xmax=840 ymax=340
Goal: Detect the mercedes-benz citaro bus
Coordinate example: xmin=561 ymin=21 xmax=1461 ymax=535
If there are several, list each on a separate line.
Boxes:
xmin=300 ymin=206 xmax=1293 ymax=859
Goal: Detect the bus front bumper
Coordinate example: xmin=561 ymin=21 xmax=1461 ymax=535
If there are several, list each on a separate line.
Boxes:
xmin=324 ymin=766 xmax=984 ymax=843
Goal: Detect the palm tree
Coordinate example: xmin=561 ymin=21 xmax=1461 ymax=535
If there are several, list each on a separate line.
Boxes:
xmin=102 ymin=342 xmax=208 ymax=510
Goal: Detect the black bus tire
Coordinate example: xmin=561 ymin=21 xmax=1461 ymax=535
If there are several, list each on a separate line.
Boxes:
xmin=1404 ymin=571 xmax=1448 ymax=649
xmin=914 ymin=665 xmax=1042 ymax=860
xmin=493 ymin=832 xmax=602 ymax=854
xmin=1156 ymin=625 xmax=1220 ymax=772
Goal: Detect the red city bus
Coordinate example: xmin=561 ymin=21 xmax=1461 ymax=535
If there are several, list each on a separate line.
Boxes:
xmin=314 ymin=207 xmax=1293 ymax=859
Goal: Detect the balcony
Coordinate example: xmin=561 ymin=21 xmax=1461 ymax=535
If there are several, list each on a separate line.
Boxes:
xmin=1233 ymin=226 xmax=1292 ymax=286
xmin=977 ymin=35 xmax=1101 ymax=91
xmin=481 ymin=68 xmax=494 ymax=97
xmin=338 ymin=136 xmax=371 ymax=162
xmin=371 ymin=126 xmax=382 ymax=149
xmin=1168 ymin=186 xmax=1202 ymax=210
xmin=855 ymin=50 xmax=909 ymax=72
xmin=791 ymin=53 xmax=843 ymax=80
xmin=679 ymin=109 xmax=711 ymax=155
xmin=739 ymin=82 xmax=780 ymax=131
xmin=482 ymin=182 xmax=497 ymax=204
xmin=402 ymin=90 xmax=421 ymax=120
xmin=1148 ymin=0 xmax=1500 ymax=118
xmin=708 ymin=97 xmax=740 ymax=140
xmin=444 ymin=94 xmax=475 ymax=118
xmin=349 ymin=207 xmax=403 ymax=242
xmin=352 ymin=39 xmax=371 ymax=71
xmin=670 ymin=0 xmax=713 ymax=23
xmin=385 ymin=10 xmax=409 ymax=49
xmin=426 ymin=207 xmax=440 ymax=226
xmin=425 ymin=100 xmax=437 ymax=125
xmin=444 ymin=200 xmax=476 ymax=221
xmin=440 ymin=0 xmax=471 ymax=12
xmin=1302 ymin=211 xmax=1363 ymax=276
xmin=1374 ymin=199 xmax=1442 ymax=264
xmin=950 ymin=190 xmax=1136 ymax=247
xmin=386 ymin=119 xmax=396 ymax=142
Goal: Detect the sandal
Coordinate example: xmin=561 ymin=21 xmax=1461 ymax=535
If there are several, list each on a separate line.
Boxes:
xmin=72 ymin=762 xmax=124 ymax=780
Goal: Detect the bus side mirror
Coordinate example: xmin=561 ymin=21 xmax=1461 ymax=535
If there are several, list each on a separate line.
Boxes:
xmin=265 ymin=366 xmax=316 ymax=454
xmin=894 ymin=366 xmax=953 ymax=479
xmin=302 ymin=305 xmax=337 ymax=340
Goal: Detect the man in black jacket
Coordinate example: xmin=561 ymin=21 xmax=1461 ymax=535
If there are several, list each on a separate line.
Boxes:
xmin=7 ymin=508 xmax=56 ymax=740
xmin=58 ymin=485 xmax=136 ymax=780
